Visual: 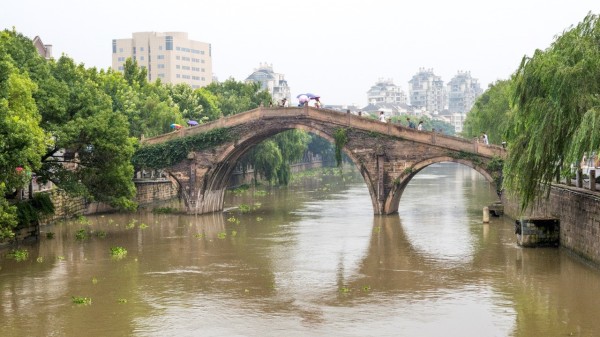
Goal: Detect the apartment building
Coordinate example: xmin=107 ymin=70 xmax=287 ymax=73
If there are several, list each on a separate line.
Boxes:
xmin=408 ymin=68 xmax=446 ymax=114
xmin=367 ymin=78 xmax=407 ymax=105
xmin=447 ymin=71 xmax=483 ymax=114
xmin=245 ymin=63 xmax=291 ymax=104
xmin=112 ymin=32 xmax=212 ymax=88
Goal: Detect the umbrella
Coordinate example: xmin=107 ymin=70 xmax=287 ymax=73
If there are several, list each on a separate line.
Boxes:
xmin=297 ymin=94 xmax=309 ymax=103
xmin=187 ymin=120 xmax=199 ymax=126
xmin=170 ymin=123 xmax=182 ymax=129
xmin=306 ymin=93 xmax=320 ymax=99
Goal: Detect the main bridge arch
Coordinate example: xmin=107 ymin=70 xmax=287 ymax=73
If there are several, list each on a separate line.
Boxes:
xmin=140 ymin=106 xmax=506 ymax=215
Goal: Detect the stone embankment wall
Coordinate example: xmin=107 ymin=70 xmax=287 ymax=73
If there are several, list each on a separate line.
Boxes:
xmin=502 ymin=184 xmax=600 ymax=266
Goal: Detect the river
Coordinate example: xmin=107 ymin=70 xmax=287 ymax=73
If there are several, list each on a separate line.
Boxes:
xmin=1 ymin=163 xmax=600 ymax=337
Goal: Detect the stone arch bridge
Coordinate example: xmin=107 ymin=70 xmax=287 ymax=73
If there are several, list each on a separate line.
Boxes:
xmin=140 ymin=106 xmax=506 ymax=215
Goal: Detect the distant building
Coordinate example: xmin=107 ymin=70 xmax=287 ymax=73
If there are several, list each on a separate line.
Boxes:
xmin=245 ymin=63 xmax=290 ymax=105
xmin=447 ymin=71 xmax=482 ymax=114
xmin=112 ymin=32 xmax=212 ymax=88
xmin=367 ymin=78 xmax=407 ymax=105
xmin=408 ymin=68 xmax=446 ymax=114
xmin=32 ymin=36 xmax=52 ymax=59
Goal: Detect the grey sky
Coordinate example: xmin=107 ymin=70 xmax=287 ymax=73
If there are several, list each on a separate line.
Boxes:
xmin=3 ymin=0 xmax=598 ymax=107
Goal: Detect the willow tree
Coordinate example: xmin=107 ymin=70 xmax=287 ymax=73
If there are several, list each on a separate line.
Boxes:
xmin=462 ymin=80 xmax=513 ymax=144
xmin=504 ymin=12 xmax=600 ymax=210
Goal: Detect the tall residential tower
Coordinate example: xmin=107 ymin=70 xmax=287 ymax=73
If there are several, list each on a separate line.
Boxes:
xmin=112 ymin=32 xmax=212 ymax=88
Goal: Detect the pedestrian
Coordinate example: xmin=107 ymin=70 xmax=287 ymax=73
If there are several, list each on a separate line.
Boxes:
xmin=379 ymin=111 xmax=387 ymax=123
xmin=358 ymin=110 xmax=362 ymax=117
xmin=279 ymin=98 xmax=288 ymax=107
xmin=417 ymin=121 xmax=424 ymax=131
xmin=407 ymin=117 xmax=416 ymax=129
xmin=314 ymin=97 xmax=322 ymax=108
xmin=482 ymin=132 xmax=489 ymax=145
xmin=346 ymin=109 xmax=351 ymax=114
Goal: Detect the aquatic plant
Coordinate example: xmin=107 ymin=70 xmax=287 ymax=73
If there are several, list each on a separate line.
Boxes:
xmin=238 ymin=204 xmax=251 ymax=213
xmin=256 ymin=217 xmax=263 ymax=222
xmin=117 ymin=298 xmax=127 ymax=304
xmin=72 ymin=296 xmax=92 ymax=305
xmin=125 ymin=219 xmax=137 ymax=229
xmin=77 ymin=215 xmax=90 ymax=226
xmin=36 ymin=256 xmax=43 ymax=263
xmin=152 ymin=207 xmax=176 ymax=214
xmin=231 ymin=230 xmax=237 ymax=237
xmin=254 ymin=190 xmax=267 ymax=197
xmin=95 ymin=230 xmax=107 ymax=238
xmin=193 ymin=233 xmax=204 ymax=238
xmin=75 ymin=229 xmax=88 ymax=240
xmin=46 ymin=232 xmax=55 ymax=239
xmin=7 ymin=249 xmax=28 ymax=261
xmin=217 ymin=232 xmax=227 ymax=239
xmin=139 ymin=223 xmax=148 ymax=229
xmin=110 ymin=246 xmax=128 ymax=259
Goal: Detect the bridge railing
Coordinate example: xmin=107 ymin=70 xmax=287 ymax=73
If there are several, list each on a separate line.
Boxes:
xmin=141 ymin=106 xmax=505 ymax=159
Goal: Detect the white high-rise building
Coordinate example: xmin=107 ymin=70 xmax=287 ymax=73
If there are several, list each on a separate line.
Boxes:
xmin=112 ymin=32 xmax=212 ymax=88
xmin=447 ymin=71 xmax=483 ymax=114
xmin=367 ymin=78 xmax=407 ymax=105
xmin=408 ymin=68 xmax=446 ymax=114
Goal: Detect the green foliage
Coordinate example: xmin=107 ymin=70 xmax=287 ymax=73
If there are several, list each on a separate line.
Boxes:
xmin=7 ymin=248 xmax=28 ymax=261
xmin=110 ymin=246 xmax=128 ymax=259
xmin=504 ymin=12 xmax=600 ymax=210
xmin=75 ymin=229 xmax=88 ymax=240
xmin=152 ymin=206 xmax=176 ymax=214
xmin=132 ymin=128 xmax=231 ymax=169
xmin=463 ymin=80 xmax=513 ymax=143
xmin=204 ymin=78 xmax=271 ymax=115
xmin=15 ymin=193 xmax=54 ymax=228
xmin=333 ymin=128 xmax=349 ymax=167
xmin=71 ymin=296 xmax=92 ymax=305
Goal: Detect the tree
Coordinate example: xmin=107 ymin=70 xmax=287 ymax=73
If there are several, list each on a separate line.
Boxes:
xmin=0 ymin=53 xmax=49 ymax=239
xmin=204 ymin=78 xmax=271 ymax=115
xmin=463 ymin=80 xmax=513 ymax=144
xmin=504 ymin=12 xmax=600 ymax=210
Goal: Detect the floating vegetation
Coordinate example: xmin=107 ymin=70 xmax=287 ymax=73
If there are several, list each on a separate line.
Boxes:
xmin=77 ymin=215 xmax=91 ymax=226
xmin=110 ymin=246 xmax=128 ymax=260
xmin=95 ymin=230 xmax=107 ymax=238
xmin=7 ymin=249 xmax=28 ymax=262
xmin=125 ymin=219 xmax=137 ymax=229
xmin=232 ymin=184 xmax=250 ymax=196
xmin=339 ymin=286 xmax=351 ymax=293
xmin=36 ymin=256 xmax=43 ymax=263
xmin=152 ymin=207 xmax=176 ymax=214
xmin=254 ymin=190 xmax=267 ymax=197
xmin=253 ymin=202 xmax=262 ymax=209
xmin=256 ymin=217 xmax=263 ymax=222
xmin=231 ymin=230 xmax=237 ymax=237
xmin=139 ymin=223 xmax=148 ymax=229
xmin=92 ymin=277 xmax=98 ymax=284
xmin=193 ymin=233 xmax=204 ymax=238
xmin=227 ymin=216 xmax=238 ymax=223
xmin=373 ymin=226 xmax=381 ymax=233
xmin=75 ymin=229 xmax=89 ymax=240
xmin=117 ymin=298 xmax=128 ymax=304
xmin=46 ymin=232 xmax=55 ymax=239
xmin=362 ymin=285 xmax=371 ymax=292
xmin=57 ymin=256 xmax=65 ymax=260
xmin=108 ymin=219 xmax=114 ymax=225
xmin=238 ymin=204 xmax=251 ymax=213
xmin=217 ymin=232 xmax=227 ymax=239
xmin=72 ymin=296 xmax=92 ymax=305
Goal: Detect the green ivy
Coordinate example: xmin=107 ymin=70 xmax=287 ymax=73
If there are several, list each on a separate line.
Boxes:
xmin=132 ymin=128 xmax=232 ymax=169
xmin=333 ymin=128 xmax=349 ymax=167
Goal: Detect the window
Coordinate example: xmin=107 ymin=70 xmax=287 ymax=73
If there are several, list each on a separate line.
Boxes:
xmin=176 ymin=56 xmax=180 ymax=60
xmin=140 ymin=56 xmax=144 ymax=61
xmin=176 ymin=65 xmax=180 ymax=69
xmin=112 ymin=40 xmax=117 ymax=53
xmin=158 ymin=64 xmax=165 ymax=69
xmin=176 ymin=74 xmax=181 ymax=78
xmin=140 ymin=47 xmax=144 ymax=51
xmin=166 ymin=36 xmax=173 ymax=50
xmin=158 ymin=73 xmax=165 ymax=78
xmin=157 ymin=55 xmax=165 ymax=60
xmin=119 ymin=48 xmax=123 ymax=53
xmin=159 ymin=45 xmax=163 ymax=50
xmin=133 ymin=47 xmax=136 ymax=54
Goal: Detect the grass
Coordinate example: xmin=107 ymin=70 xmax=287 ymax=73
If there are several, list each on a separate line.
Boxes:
xmin=75 ymin=229 xmax=88 ymax=240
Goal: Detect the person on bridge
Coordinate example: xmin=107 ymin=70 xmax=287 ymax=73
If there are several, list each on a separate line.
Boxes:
xmin=279 ymin=98 xmax=288 ymax=107
xmin=379 ymin=111 xmax=387 ymax=123
xmin=407 ymin=117 xmax=416 ymax=129
xmin=417 ymin=121 xmax=424 ymax=131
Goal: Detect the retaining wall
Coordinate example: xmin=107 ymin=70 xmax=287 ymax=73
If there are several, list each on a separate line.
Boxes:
xmin=502 ymin=184 xmax=600 ymax=266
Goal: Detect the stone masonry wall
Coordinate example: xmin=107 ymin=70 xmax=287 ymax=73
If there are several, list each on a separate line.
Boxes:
xmin=502 ymin=185 xmax=600 ymax=266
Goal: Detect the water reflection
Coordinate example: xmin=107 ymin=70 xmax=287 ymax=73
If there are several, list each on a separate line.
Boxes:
xmin=1 ymin=164 xmax=600 ymax=336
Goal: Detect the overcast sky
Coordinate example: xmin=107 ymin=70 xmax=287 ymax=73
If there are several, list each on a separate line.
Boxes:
xmin=3 ymin=0 xmax=598 ymax=107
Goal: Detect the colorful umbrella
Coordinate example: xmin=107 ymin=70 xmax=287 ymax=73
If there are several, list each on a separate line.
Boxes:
xmin=187 ymin=120 xmax=199 ymax=126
